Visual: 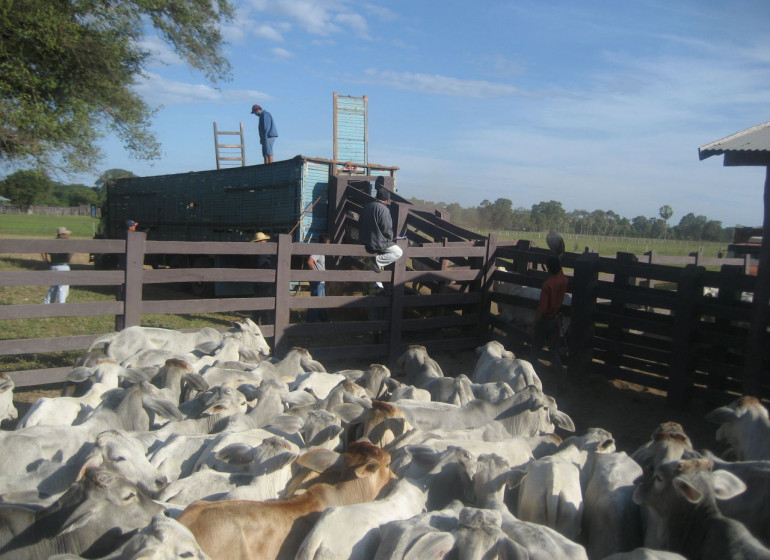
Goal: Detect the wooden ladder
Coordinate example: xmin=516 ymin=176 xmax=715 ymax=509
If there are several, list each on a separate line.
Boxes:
xmin=213 ymin=122 xmax=246 ymax=168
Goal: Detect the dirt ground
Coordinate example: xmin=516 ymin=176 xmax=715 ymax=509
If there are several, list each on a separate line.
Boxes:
xmin=5 ymin=347 xmax=725 ymax=458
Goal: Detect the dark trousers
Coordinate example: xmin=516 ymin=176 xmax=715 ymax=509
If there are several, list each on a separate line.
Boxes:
xmin=530 ymin=315 xmax=564 ymax=370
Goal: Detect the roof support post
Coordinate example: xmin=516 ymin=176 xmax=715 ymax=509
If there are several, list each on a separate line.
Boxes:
xmin=743 ymin=166 xmax=770 ymax=396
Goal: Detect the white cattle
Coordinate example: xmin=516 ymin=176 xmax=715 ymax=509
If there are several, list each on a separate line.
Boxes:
xmin=250 ymin=347 xmax=325 ymax=384
xmin=0 ymin=382 xmax=184 ymax=482
xmin=632 ymin=458 xmax=770 ymax=560
xmin=0 ymin=429 xmax=168 ymax=504
xmin=106 ymin=514 xmax=212 ymax=560
xmin=706 ymin=396 xmax=770 ymax=461
xmin=0 ymin=373 xmax=18 ymax=424
xmin=509 ymin=444 xmax=584 ymax=540
xmin=471 ymin=453 xmax=589 ymax=560
xmin=471 ymin=340 xmax=542 ymax=391
xmin=581 ymin=451 xmax=644 ymax=560
xmin=16 ymin=381 xmax=112 ymax=429
xmin=290 ymin=371 xmax=346 ymax=400
xmin=158 ymin=436 xmax=298 ymax=505
xmin=89 ymin=319 xmax=270 ymax=365
xmin=373 ymin=502 xmax=462 ymax=560
xmin=394 ymin=345 xmax=474 ymax=405
xmin=701 ymin=451 xmax=770 ymax=546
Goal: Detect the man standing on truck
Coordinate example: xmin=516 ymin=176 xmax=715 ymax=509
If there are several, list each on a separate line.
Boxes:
xmin=251 ymin=104 xmax=278 ymax=164
xmin=42 ymin=226 xmax=72 ymax=304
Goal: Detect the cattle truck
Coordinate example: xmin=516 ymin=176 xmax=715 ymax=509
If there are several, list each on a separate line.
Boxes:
xmin=92 ymin=155 xmax=398 ymax=294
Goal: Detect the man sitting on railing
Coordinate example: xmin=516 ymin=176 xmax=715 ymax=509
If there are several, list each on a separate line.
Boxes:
xmin=359 ymin=178 xmax=403 ymax=289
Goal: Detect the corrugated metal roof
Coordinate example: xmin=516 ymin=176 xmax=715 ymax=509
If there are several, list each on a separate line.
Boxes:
xmin=699 ymin=121 xmax=770 ymax=161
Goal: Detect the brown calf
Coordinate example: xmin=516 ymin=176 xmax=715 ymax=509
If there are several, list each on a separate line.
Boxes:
xmin=178 ymin=441 xmax=395 ymax=560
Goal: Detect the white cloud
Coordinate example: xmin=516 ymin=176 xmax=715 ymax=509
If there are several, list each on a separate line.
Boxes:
xmin=136 ymin=73 xmax=272 ymax=106
xmin=362 ymin=69 xmax=523 ymax=98
xmin=139 ymin=36 xmax=183 ymax=68
xmin=270 ymin=47 xmax=293 ymax=58
xmin=253 ymin=24 xmax=286 ymax=42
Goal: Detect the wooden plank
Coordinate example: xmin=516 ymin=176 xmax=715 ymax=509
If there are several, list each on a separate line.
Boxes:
xmin=7 ymin=367 xmax=71 ymax=388
xmin=0 ymin=333 xmax=103 ymax=355
xmin=0 ymin=239 xmax=124 ymax=254
xmin=0 ymin=301 xmax=123 ymax=320
xmin=402 ymin=314 xmax=479 ymax=331
xmin=0 ymin=270 xmax=123 ymax=287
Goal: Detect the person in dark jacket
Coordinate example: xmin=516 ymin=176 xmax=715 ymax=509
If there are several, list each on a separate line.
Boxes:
xmin=250 ymin=104 xmax=278 ymax=164
xmin=358 ymin=180 xmax=403 ymax=275
xmin=251 ymin=231 xmax=275 ymax=325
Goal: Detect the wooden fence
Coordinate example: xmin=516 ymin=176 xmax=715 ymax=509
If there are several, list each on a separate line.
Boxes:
xmin=0 ymin=232 xmax=489 ymax=388
xmin=488 ymin=240 xmax=768 ymax=406
xmin=1 ymin=194 xmax=768 ymax=405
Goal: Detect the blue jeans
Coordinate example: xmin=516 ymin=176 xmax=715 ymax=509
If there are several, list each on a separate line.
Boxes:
xmin=307 ymin=282 xmax=329 ymax=322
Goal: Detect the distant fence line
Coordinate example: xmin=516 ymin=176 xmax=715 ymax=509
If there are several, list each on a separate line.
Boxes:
xmin=0 ymin=204 xmax=98 ymax=216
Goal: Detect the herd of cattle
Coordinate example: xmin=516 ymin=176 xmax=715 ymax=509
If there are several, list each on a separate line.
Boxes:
xmin=0 ymin=318 xmax=768 ymax=559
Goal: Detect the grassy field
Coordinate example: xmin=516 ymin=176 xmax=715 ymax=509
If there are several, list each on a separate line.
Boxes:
xmin=492 ymin=230 xmax=727 ymax=258
xmin=0 ymin=215 xmax=726 ymax=374
xmin=0 ymin=214 xmax=101 ymax=238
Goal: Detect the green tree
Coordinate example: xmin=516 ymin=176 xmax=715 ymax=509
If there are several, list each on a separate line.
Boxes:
xmin=0 ymin=169 xmax=55 ymax=207
xmin=0 ymin=0 xmax=234 ymax=173
xmin=531 ymin=200 xmax=567 ymax=232
xmin=479 ymin=198 xmax=513 ymax=230
xmin=659 ymin=205 xmax=673 ymax=239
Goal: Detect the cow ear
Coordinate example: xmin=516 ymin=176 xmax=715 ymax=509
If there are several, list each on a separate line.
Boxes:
xmin=550 ymin=410 xmax=575 ymax=432
xmin=354 ymin=458 xmax=381 ymax=478
xmin=76 ymin=450 xmax=104 ymax=481
xmin=239 ymin=348 xmax=262 ymax=363
xmin=506 ymin=468 xmax=527 ymax=490
xmin=215 ymin=443 xmax=255 ymax=465
xmin=672 ymin=478 xmax=704 ymax=503
xmin=403 ymin=531 xmax=455 ymax=560
xmin=332 ymin=402 xmax=366 ymax=423
xmin=705 ymin=406 xmax=739 ymax=424
xmin=712 ymin=469 xmax=747 ymax=501
xmin=143 ymin=396 xmax=185 ymax=421
xmin=297 ymin=449 xmax=340 ymax=473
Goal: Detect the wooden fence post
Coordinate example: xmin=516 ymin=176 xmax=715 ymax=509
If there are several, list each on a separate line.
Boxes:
xmin=667 ymin=264 xmax=705 ymax=407
xmin=273 ymin=234 xmax=292 ymax=358
xmin=387 ymin=238 xmax=408 ymax=364
xmin=569 ymin=252 xmax=599 ymax=378
xmin=480 ymin=234 xmax=498 ymax=340
xmin=605 ymin=252 xmax=638 ymax=371
xmin=117 ymin=231 xmax=146 ymax=330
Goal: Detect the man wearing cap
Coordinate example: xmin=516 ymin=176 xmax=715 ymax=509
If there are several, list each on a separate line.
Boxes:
xmin=126 ymin=220 xmax=138 ymax=232
xmin=250 ymin=104 xmax=278 ymax=164
xmin=43 ymin=227 xmax=73 ymax=304
xmin=358 ymin=180 xmax=403 ymax=282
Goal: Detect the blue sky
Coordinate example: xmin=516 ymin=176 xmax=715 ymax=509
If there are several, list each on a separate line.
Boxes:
xmin=91 ymin=0 xmax=770 ymax=228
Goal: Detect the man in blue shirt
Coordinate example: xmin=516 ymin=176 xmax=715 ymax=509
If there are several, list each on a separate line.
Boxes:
xmin=251 ymin=104 xmax=278 ymax=163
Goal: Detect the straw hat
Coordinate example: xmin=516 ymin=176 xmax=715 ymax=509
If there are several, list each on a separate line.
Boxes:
xmin=57 ymin=226 xmax=72 ymax=236
xmin=252 ymin=232 xmax=270 ymax=242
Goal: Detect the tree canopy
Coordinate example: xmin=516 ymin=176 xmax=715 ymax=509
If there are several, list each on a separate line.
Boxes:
xmin=0 ymin=0 xmax=233 ymax=173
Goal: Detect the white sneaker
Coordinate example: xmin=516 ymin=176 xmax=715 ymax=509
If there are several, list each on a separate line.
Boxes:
xmin=375 ymin=281 xmax=384 ymax=290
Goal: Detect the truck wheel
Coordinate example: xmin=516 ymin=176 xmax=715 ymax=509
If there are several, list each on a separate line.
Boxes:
xmin=190 ymin=256 xmax=214 ymax=297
